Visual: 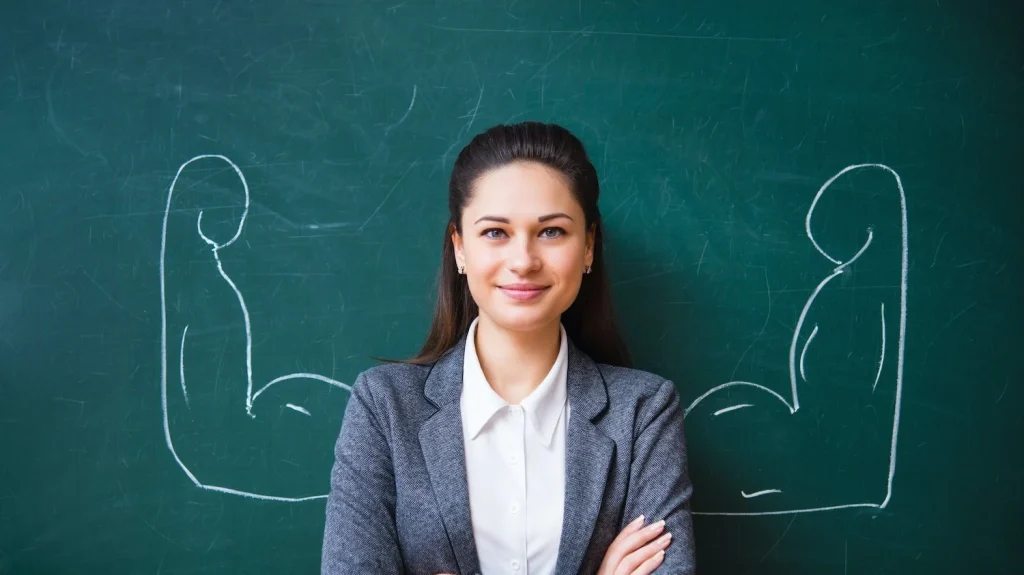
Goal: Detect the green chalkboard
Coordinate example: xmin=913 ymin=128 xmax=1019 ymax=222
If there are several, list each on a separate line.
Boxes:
xmin=1 ymin=0 xmax=1021 ymax=573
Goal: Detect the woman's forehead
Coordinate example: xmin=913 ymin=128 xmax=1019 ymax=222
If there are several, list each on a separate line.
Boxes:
xmin=466 ymin=163 xmax=580 ymax=217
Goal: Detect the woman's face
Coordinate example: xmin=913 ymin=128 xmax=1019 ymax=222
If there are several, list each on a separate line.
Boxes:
xmin=452 ymin=161 xmax=594 ymax=335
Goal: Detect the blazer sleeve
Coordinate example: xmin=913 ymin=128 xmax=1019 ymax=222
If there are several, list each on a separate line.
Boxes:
xmin=321 ymin=372 xmax=406 ymax=574
xmin=621 ymin=379 xmax=697 ymax=574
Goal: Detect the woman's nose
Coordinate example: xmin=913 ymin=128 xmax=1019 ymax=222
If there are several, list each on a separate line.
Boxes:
xmin=506 ymin=237 xmax=540 ymax=273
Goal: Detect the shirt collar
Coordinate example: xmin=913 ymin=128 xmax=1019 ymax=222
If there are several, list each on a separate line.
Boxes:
xmin=460 ymin=317 xmax=569 ymax=447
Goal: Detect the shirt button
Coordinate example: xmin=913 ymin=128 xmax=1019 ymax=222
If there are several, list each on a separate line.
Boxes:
xmin=510 ymin=502 xmax=520 ymax=514
xmin=511 ymin=560 xmax=520 ymax=571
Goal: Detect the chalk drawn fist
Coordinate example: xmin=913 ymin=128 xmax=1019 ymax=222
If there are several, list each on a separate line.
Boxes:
xmin=159 ymin=155 xmax=351 ymax=502
xmin=683 ymin=164 xmax=909 ymax=515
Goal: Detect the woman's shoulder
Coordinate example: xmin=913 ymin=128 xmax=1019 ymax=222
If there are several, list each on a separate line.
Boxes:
xmin=353 ymin=361 xmax=433 ymax=397
xmin=593 ymin=362 xmax=681 ymax=409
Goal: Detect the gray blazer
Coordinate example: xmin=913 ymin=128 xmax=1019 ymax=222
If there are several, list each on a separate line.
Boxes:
xmin=321 ymin=335 xmax=696 ymax=574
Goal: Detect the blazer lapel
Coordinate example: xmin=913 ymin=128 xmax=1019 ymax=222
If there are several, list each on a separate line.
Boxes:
xmin=555 ymin=342 xmax=615 ymax=575
xmin=419 ymin=338 xmax=481 ymax=575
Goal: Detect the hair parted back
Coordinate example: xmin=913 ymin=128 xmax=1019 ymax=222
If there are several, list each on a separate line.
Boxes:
xmin=401 ymin=121 xmax=631 ymax=367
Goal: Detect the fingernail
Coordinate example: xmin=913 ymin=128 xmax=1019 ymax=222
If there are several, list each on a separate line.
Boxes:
xmin=648 ymin=519 xmax=666 ymax=531
xmin=657 ymin=550 xmax=666 ymax=560
xmin=630 ymin=514 xmax=645 ymax=528
xmin=657 ymin=532 xmax=672 ymax=545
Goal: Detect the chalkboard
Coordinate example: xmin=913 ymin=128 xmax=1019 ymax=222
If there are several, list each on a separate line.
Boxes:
xmin=1 ymin=0 xmax=1021 ymax=573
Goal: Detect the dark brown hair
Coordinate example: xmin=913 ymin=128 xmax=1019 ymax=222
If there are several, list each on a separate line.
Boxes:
xmin=403 ymin=121 xmax=631 ymax=367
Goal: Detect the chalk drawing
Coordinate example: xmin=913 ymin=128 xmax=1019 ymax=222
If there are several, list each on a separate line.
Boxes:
xmin=713 ymin=404 xmax=753 ymax=417
xmin=159 ymin=158 xmax=907 ymax=511
xmin=742 ymin=489 xmax=783 ymax=499
xmin=160 ymin=154 xmax=351 ymax=502
xmin=684 ymin=163 xmax=909 ymax=516
xmin=799 ymin=325 xmax=819 ymax=382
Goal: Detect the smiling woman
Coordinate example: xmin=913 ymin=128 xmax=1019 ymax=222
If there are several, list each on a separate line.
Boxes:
xmin=321 ymin=122 xmax=697 ymax=575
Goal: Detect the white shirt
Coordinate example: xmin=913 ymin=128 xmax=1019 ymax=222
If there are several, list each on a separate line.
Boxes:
xmin=460 ymin=317 xmax=570 ymax=575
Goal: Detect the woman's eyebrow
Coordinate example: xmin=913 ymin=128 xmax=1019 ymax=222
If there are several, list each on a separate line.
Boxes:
xmin=473 ymin=213 xmax=574 ymax=225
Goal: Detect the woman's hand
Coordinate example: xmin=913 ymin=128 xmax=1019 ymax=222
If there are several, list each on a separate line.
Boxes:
xmin=597 ymin=515 xmax=672 ymax=575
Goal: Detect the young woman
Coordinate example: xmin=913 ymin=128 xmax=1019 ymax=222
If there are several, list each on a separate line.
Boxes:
xmin=322 ymin=122 xmax=696 ymax=574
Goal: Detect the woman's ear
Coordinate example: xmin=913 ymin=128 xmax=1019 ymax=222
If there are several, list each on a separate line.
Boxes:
xmin=584 ymin=223 xmax=596 ymax=268
xmin=450 ymin=224 xmax=465 ymax=269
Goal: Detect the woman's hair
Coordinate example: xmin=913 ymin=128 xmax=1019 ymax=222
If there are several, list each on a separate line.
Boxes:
xmin=402 ymin=121 xmax=631 ymax=367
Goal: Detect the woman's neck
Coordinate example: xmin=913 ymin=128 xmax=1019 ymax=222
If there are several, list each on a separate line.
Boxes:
xmin=473 ymin=315 xmax=562 ymax=406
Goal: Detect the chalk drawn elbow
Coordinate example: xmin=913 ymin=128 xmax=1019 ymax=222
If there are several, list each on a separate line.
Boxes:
xmin=741 ymin=489 xmax=782 ymax=499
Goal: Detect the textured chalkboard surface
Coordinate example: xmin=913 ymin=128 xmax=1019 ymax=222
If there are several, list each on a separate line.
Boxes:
xmin=1 ymin=0 xmax=1021 ymax=573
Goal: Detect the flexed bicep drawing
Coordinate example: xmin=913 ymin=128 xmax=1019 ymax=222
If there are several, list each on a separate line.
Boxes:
xmin=159 ymin=155 xmax=351 ymax=502
xmin=684 ymin=164 xmax=908 ymax=516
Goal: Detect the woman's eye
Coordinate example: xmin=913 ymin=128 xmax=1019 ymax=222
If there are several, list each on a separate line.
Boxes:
xmin=482 ymin=229 xmax=507 ymax=239
xmin=540 ymin=227 xmax=565 ymax=238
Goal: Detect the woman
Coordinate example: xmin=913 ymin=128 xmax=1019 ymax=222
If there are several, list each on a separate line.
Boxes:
xmin=322 ymin=122 xmax=696 ymax=574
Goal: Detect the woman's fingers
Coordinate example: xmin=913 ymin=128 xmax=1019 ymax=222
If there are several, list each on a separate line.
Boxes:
xmin=603 ymin=518 xmax=669 ymax=575
xmin=630 ymin=548 xmax=667 ymax=575
xmin=619 ymin=529 xmax=672 ymax=574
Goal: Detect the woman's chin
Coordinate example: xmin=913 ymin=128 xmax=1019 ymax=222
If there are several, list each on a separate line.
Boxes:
xmin=486 ymin=306 xmax=560 ymax=334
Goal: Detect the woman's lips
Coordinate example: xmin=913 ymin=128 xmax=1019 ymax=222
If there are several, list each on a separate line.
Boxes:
xmin=499 ymin=285 xmax=549 ymax=302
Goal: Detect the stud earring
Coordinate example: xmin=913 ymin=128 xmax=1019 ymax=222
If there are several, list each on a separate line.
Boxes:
xmin=584 ymin=265 xmax=592 ymax=274
xmin=458 ymin=265 xmax=465 ymax=275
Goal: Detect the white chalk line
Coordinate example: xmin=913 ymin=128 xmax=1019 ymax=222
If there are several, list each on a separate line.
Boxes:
xmin=286 ymin=403 xmax=311 ymax=416
xmin=741 ymin=489 xmax=782 ymax=499
xmin=686 ymin=163 xmax=909 ymax=516
xmin=180 ymin=325 xmax=190 ymax=407
xmin=384 ymin=84 xmax=416 ymax=134
xmin=713 ymin=404 xmax=754 ymax=417
xmin=788 ymin=269 xmax=843 ymax=412
xmin=197 ymin=212 xmax=257 ymax=417
xmin=873 ymin=303 xmax=886 ymax=392
xmin=799 ymin=325 xmax=819 ymax=382
xmin=685 ymin=381 xmax=793 ymax=416
xmin=161 ymin=154 xmax=352 ymax=502
xmin=694 ymin=502 xmax=883 ymax=517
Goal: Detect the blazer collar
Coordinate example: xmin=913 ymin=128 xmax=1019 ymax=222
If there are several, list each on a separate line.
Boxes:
xmin=420 ymin=332 xmax=613 ymax=575
xmin=424 ymin=331 xmax=608 ymax=417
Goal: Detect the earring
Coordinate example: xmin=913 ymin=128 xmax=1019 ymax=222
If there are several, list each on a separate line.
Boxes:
xmin=458 ymin=265 xmax=465 ymax=275
xmin=584 ymin=265 xmax=592 ymax=274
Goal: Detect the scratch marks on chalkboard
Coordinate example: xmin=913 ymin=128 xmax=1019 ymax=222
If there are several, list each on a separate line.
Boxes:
xmin=11 ymin=47 xmax=23 ymax=100
xmin=160 ymin=155 xmax=352 ymax=502
xmin=463 ymin=85 xmax=485 ymax=132
xmin=862 ymin=33 xmax=898 ymax=50
xmin=529 ymin=30 xmax=589 ymax=82
xmin=384 ymin=84 xmax=417 ymax=134
xmin=685 ymin=164 xmax=910 ymax=517
xmin=929 ymin=301 xmax=976 ymax=344
xmin=995 ymin=378 xmax=1008 ymax=404
xmin=755 ymin=515 xmax=797 ymax=567
xmin=931 ymin=232 xmax=947 ymax=267
xmin=441 ymin=86 xmax=486 ymax=165
xmin=358 ymin=161 xmax=416 ymax=232
xmin=285 ymin=403 xmax=311 ymax=416
xmin=696 ymin=240 xmax=709 ymax=275
xmin=45 ymin=60 xmax=87 ymax=158
xmin=425 ymin=24 xmax=787 ymax=43
xmin=730 ymin=266 xmax=773 ymax=381
xmin=84 ymin=268 xmax=126 ymax=310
